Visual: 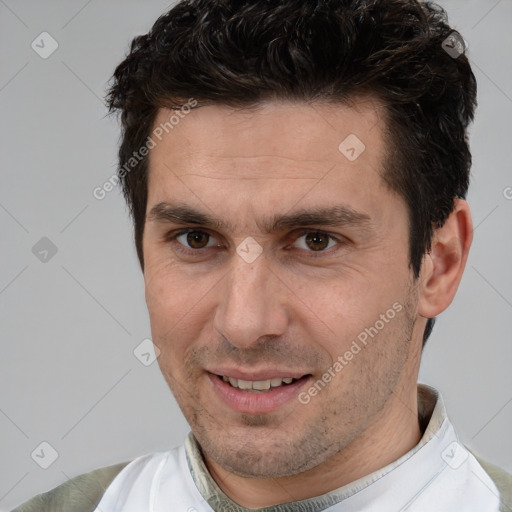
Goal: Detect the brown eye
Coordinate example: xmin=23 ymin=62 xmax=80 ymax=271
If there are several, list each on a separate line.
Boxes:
xmin=304 ymin=231 xmax=330 ymax=251
xmin=184 ymin=230 xmax=210 ymax=249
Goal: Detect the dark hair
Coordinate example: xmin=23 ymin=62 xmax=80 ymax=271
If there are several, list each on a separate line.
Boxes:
xmin=107 ymin=0 xmax=477 ymax=346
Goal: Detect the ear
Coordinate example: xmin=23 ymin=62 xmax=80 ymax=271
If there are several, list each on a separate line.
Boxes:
xmin=417 ymin=199 xmax=473 ymax=318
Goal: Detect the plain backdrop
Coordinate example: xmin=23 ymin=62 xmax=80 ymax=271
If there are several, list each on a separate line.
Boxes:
xmin=1 ymin=0 xmax=511 ymax=509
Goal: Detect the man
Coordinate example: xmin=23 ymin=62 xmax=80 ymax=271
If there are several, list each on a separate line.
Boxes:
xmin=12 ymin=0 xmax=511 ymax=510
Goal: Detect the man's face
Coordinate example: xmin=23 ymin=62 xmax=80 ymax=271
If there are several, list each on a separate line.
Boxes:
xmin=143 ymin=99 xmax=423 ymax=478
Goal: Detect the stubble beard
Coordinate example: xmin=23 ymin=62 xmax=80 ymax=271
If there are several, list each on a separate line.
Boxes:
xmin=163 ymin=291 xmax=419 ymax=479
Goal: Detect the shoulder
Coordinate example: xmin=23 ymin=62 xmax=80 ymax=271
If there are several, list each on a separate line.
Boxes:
xmin=10 ymin=461 xmax=130 ymax=512
xmin=11 ymin=446 xmax=188 ymax=512
xmin=471 ymin=452 xmax=512 ymax=512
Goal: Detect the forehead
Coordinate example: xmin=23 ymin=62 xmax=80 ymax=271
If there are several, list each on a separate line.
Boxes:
xmin=145 ymin=99 xmax=397 ymax=228
xmin=149 ymin=98 xmax=386 ymax=171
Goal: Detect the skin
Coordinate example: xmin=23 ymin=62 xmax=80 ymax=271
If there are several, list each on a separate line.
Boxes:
xmin=142 ymin=98 xmax=472 ymax=508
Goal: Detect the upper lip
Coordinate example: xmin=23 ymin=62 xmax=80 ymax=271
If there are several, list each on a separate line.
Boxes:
xmin=209 ymin=368 xmax=310 ymax=381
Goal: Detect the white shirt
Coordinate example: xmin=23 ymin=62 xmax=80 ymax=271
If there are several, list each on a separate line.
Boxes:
xmin=94 ymin=384 xmax=501 ymax=511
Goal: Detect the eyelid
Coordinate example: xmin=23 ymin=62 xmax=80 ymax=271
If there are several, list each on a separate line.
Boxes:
xmin=164 ymin=228 xmax=222 ymax=251
xmin=291 ymin=228 xmax=343 ymax=240
xmin=164 ymin=227 xmax=346 ymax=256
xmin=289 ymin=228 xmax=345 ymax=256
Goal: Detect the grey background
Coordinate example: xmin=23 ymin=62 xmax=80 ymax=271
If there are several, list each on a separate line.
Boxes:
xmin=1 ymin=0 xmax=511 ymax=509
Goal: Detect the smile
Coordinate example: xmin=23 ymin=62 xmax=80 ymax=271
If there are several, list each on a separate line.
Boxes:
xmin=209 ymin=373 xmax=312 ymax=414
xmin=219 ymin=375 xmax=301 ymax=392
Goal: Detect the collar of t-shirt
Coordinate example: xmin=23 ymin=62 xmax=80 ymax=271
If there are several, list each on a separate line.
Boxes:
xmin=94 ymin=384 xmax=501 ymax=511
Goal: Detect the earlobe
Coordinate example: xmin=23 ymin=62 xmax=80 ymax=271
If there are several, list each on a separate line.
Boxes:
xmin=417 ymin=199 xmax=473 ymax=319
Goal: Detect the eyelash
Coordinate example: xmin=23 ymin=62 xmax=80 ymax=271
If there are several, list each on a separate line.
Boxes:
xmin=164 ymin=228 xmax=345 ymax=259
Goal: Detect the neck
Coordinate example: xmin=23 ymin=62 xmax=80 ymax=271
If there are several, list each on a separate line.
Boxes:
xmin=204 ymin=383 xmax=423 ymax=508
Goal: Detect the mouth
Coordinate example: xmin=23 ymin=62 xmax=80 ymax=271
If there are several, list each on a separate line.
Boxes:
xmin=208 ymin=372 xmax=313 ymax=414
xmin=217 ymin=374 xmax=306 ymax=392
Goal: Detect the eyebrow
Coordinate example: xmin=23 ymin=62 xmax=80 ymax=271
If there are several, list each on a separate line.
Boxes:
xmin=147 ymin=202 xmax=373 ymax=234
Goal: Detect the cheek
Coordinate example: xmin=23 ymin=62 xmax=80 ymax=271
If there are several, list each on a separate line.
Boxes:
xmin=298 ymin=272 xmax=408 ymax=355
xmin=144 ymin=257 xmax=217 ymax=345
xmin=144 ymin=260 xmax=189 ymax=332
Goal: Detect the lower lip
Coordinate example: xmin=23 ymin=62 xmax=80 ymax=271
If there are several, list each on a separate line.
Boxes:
xmin=208 ymin=373 xmax=312 ymax=414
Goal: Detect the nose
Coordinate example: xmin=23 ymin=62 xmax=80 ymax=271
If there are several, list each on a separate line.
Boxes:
xmin=212 ymin=252 xmax=288 ymax=350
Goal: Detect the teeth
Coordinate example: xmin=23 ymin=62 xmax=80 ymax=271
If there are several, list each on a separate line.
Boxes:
xmin=252 ymin=380 xmax=271 ymax=391
xmin=237 ymin=379 xmax=253 ymax=390
xmin=221 ymin=376 xmax=298 ymax=391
